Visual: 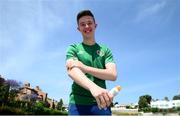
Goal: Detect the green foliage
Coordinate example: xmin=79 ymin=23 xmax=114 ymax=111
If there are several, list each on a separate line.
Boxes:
xmin=0 ymin=100 xmax=68 ymax=115
xmin=173 ymin=95 xmax=180 ymax=100
xmin=164 ymin=96 xmax=169 ymax=101
xmin=57 ymin=98 xmax=64 ymax=111
xmin=142 ymin=107 xmax=151 ymax=112
xmin=0 ymin=77 xmax=22 ymax=106
xmin=176 ymin=107 xmax=180 ymax=112
xmin=143 ymin=95 xmax=152 ymax=104
xmin=138 ymin=94 xmax=152 ymax=112
xmin=126 ymin=105 xmax=131 ymax=109
xmin=0 ymin=76 xmax=68 ymax=115
xmin=9 ymin=89 xmax=19 ymax=101
xmin=6 ymin=79 xmax=21 ymax=90
xmin=0 ymin=76 xmax=5 ymax=86
xmin=0 ymin=84 xmax=9 ymax=105
xmin=151 ymin=108 xmax=158 ymax=113
xmin=33 ymin=102 xmax=45 ymax=114
xmin=138 ymin=97 xmax=148 ymax=110
xmin=40 ymin=101 xmax=50 ymax=108
xmin=110 ymin=102 xmax=114 ymax=107
xmin=110 ymin=101 xmax=118 ymax=107
xmin=0 ymin=106 xmax=24 ymax=115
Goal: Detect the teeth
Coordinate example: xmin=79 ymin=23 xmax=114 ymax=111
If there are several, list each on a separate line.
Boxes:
xmin=85 ymin=30 xmax=91 ymax=33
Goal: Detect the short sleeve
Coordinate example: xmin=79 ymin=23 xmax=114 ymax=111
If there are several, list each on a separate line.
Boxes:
xmin=104 ymin=47 xmax=115 ymax=64
xmin=66 ymin=44 xmax=78 ymax=60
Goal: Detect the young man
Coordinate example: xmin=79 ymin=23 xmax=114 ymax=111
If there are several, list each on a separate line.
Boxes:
xmin=66 ymin=10 xmax=117 ymax=115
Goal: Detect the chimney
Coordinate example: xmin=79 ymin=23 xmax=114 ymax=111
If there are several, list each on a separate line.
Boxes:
xmin=36 ymin=86 xmax=40 ymax=90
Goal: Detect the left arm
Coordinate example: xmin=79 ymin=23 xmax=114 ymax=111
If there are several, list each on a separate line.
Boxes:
xmin=83 ymin=62 xmax=117 ymax=81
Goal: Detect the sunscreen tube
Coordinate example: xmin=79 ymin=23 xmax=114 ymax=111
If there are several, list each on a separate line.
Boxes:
xmin=103 ymin=86 xmax=121 ymax=110
xmin=109 ymin=86 xmax=121 ymax=97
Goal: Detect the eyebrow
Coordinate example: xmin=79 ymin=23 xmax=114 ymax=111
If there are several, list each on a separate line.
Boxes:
xmin=79 ymin=20 xmax=93 ymax=24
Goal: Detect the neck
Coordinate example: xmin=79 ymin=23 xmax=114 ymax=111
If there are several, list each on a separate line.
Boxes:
xmin=82 ymin=36 xmax=96 ymax=45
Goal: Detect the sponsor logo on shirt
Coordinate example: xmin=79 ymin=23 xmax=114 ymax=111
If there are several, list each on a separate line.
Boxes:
xmin=96 ymin=50 xmax=105 ymax=57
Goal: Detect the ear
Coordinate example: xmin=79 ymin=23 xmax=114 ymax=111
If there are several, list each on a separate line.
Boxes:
xmin=95 ymin=24 xmax=97 ymax=28
xmin=77 ymin=27 xmax=80 ymax=31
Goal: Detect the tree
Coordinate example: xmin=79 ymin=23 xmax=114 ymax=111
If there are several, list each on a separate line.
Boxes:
xmin=173 ymin=95 xmax=180 ymax=100
xmin=0 ymin=76 xmax=9 ymax=106
xmin=57 ymin=98 xmax=63 ymax=111
xmin=138 ymin=97 xmax=148 ymax=110
xmin=143 ymin=95 xmax=152 ymax=104
xmin=0 ymin=83 xmax=9 ymax=106
xmin=6 ymin=79 xmax=22 ymax=102
xmin=114 ymin=102 xmax=119 ymax=105
xmin=138 ymin=94 xmax=152 ymax=112
xmin=6 ymin=79 xmax=21 ymax=91
xmin=0 ymin=75 xmax=5 ymax=86
xmin=164 ymin=96 xmax=169 ymax=101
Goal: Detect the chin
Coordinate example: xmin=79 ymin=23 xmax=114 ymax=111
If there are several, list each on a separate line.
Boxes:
xmin=83 ymin=34 xmax=91 ymax=37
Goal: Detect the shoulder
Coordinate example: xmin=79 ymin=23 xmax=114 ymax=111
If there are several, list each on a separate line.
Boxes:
xmin=67 ymin=43 xmax=82 ymax=50
xmin=97 ymin=43 xmax=111 ymax=51
xmin=67 ymin=43 xmax=79 ymax=48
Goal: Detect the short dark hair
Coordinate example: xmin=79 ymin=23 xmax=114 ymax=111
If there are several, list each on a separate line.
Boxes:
xmin=77 ymin=10 xmax=95 ymax=24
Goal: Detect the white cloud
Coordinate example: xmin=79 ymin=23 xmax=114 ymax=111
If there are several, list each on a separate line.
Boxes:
xmin=135 ymin=1 xmax=166 ymax=22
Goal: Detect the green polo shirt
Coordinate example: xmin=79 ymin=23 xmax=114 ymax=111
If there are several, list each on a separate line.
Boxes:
xmin=66 ymin=42 xmax=115 ymax=105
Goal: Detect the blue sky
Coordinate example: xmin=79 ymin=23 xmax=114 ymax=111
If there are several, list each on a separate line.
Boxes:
xmin=0 ymin=0 xmax=179 ymax=104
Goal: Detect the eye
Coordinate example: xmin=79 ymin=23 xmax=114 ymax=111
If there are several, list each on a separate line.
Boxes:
xmin=80 ymin=23 xmax=85 ymax=27
xmin=88 ymin=22 xmax=92 ymax=25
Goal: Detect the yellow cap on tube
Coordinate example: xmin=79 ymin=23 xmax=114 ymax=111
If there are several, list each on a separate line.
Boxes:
xmin=110 ymin=86 xmax=122 ymax=97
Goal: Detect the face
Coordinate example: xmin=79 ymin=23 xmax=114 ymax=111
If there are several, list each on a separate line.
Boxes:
xmin=77 ymin=16 xmax=97 ymax=38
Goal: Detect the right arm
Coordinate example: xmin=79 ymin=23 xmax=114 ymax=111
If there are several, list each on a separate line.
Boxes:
xmin=66 ymin=59 xmax=113 ymax=109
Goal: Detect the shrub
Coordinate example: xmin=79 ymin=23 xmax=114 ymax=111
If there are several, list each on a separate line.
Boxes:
xmin=176 ymin=107 xmax=180 ymax=112
xmin=0 ymin=106 xmax=24 ymax=114
xmin=142 ymin=107 xmax=151 ymax=112
xmin=151 ymin=108 xmax=158 ymax=113
xmin=33 ymin=102 xmax=45 ymax=114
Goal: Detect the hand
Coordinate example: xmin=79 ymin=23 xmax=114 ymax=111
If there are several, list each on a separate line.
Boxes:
xmin=66 ymin=59 xmax=86 ymax=72
xmin=89 ymin=85 xmax=113 ymax=109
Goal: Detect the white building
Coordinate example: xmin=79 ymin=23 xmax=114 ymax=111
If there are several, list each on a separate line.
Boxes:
xmin=111 ymin=103 xmax=139 ymax=113
xmin=151 ymin=100 xmax=180 ymax=109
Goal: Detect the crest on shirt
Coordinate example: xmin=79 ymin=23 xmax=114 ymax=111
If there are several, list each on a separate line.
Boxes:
xmin=96 ymin=50 xmax=105 ymax=57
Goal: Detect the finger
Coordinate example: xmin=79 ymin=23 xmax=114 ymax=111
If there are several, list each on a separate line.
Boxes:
xmin=99 ymin=95 xmax=106 ymax=108
xmin=103 ymin=93 xmax=111 ymax=107
xmin=108 ymin=92 xmax=114 ymax=102
xmin=95 ymin=97 xmax=101 ymax=109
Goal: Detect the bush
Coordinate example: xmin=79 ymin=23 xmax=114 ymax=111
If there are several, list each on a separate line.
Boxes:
xmin=0 ymin=101 xmax=68 ymax=115
xmin=142 ymin=107 xmax=151 ymax=112
xmin=0 ymin=106 xmax=24 ymax=114
xmin=39 ymin=107 xmax=68 ymax=115
xmin=33 ymin=102 xmax=45 ymax=114
xmin=176 ymin=107 xmax=180 ymax=112
xmin=151 ymin=108 xmax=158 ymax=113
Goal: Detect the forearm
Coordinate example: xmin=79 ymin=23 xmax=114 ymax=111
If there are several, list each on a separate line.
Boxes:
xmin=66 ymin=61 xmax=114 ymax=109
xmin=68 ymin=67 xmax=98 ymax=91
xmin=83 ymin=65 xmax=117 ymax=81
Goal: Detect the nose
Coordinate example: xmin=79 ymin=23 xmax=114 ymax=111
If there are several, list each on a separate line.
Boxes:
xmin=85 ymin=24 xmax=89 ymax=28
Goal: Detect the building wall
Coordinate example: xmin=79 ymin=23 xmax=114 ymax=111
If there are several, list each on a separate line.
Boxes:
xmin=151 ymin=100 xmax=180 ymax=109
xmin=17 ymin=83 xmax=47 ymax=102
